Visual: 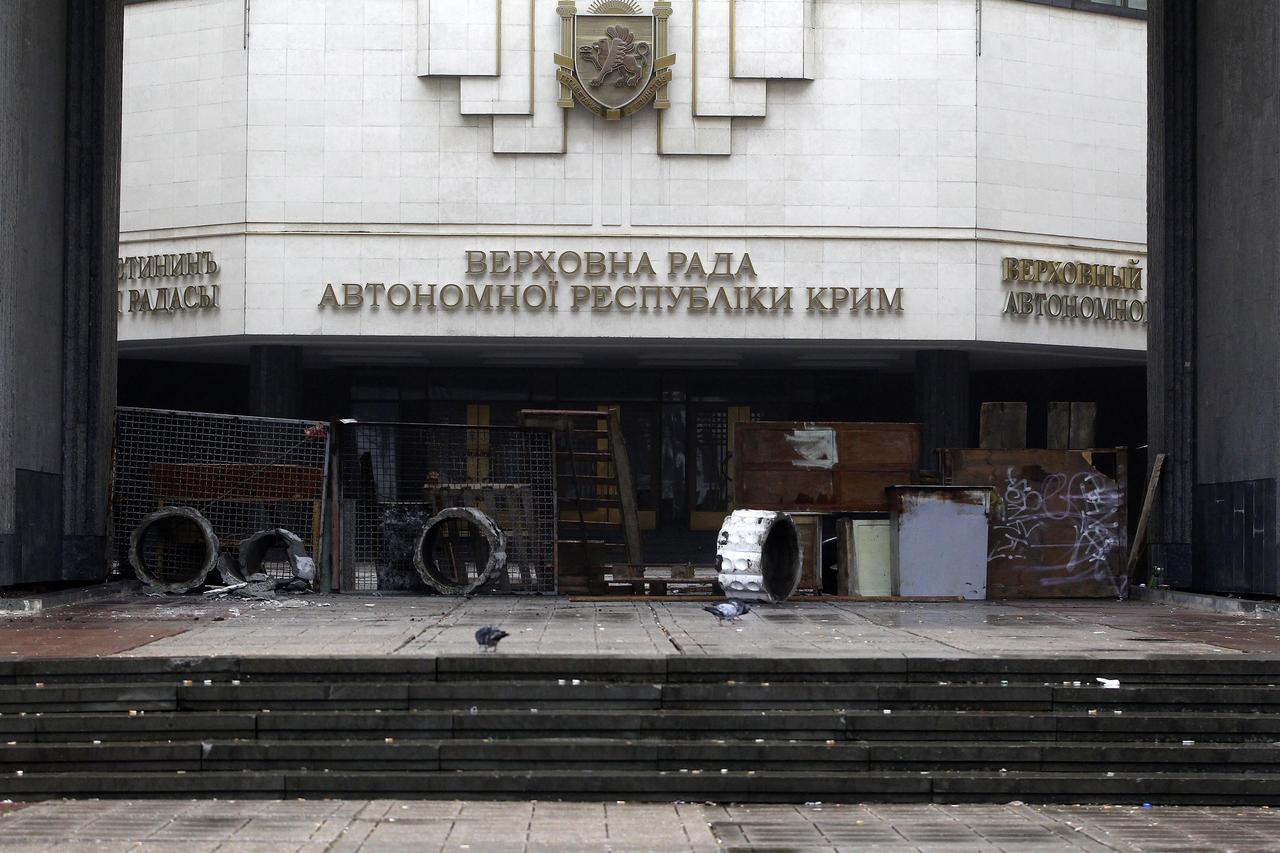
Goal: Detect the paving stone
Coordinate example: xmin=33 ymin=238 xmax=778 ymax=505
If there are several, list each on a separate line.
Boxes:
xmin=0 ymin=598 xmax=1257 ymax=662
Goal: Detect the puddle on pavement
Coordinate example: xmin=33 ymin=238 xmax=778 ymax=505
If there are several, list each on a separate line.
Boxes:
xmin=855 ymin=610 xmax=1065 ymax=629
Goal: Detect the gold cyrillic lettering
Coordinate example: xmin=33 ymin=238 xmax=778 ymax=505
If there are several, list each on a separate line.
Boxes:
xmin=319 ymin=283 xmax=341 ymax=309
xmin=1002 ymin=257 xmax=1018 ymax=282
xmin=878 ymin=287 xmax=903 ymax=313
xmin=558 ymin=252 xmax=581 ymax=275
xmin=439 ymin=283 xmax=464 ymax=308
xmin=687 ymin=286 xmax=709 ymax=311
xmin=709 ymin=252 xmax=734 ymax=280
xmin=523 ymin=284 xmax=548 ymax=309
xmin=466 ymin=284 xmax=493 ymax=309
xmin=387 ymin=283 xmax=412 ymax=308
xmin=709 ymin=287 xmax=734 ymax=312
xmin=534 ymin=251 xmax=556 ymax=276
xmin=686 ymin=252 xmax=707 ymax=279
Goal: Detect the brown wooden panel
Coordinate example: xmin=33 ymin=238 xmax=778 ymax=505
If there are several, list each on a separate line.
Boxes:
xmin=792 ymin=514 xmax=822 ymax=592
xmin=151 ymin=463 xmax=323 ymax=502
xmin=979 ymin=403 xmax=1027 ymax=449
xmin=733 ymin=422 xmax=921 ymax=513
xmin=940 ymin=448 xmax=1128 ymax=599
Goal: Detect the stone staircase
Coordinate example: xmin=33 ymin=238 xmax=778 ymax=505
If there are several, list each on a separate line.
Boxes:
xmin=1 ymin=655 xmax=1279 ymax=803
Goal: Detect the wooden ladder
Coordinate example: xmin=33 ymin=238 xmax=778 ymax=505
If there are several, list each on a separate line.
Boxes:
xmin=517 ymin=408 xmax=643 ymax=594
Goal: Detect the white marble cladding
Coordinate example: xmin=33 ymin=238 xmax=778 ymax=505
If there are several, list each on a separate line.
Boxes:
xmin=418 ymin=0 xmax=498 ymax=77
xmin=978 ymin=0 xmax=1146 ymax=243
xmin=732 ymin=0 xmax=814 ymax=80
xmin=118 ymin=0 xmax=1147 ymax=355
xmin=121 ymin=0 xmax=248 ymax=231
xmin=116 ymin=233 xmax=1146 ymax=356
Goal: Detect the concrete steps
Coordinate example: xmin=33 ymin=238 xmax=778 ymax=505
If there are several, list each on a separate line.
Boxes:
xmin=0 ymin=738 xmax=1275 ymax=773
xmin=0 ymin=655 xmax=1277 ymax=803
xmin=4 ymin=770 xmax=1280 ymax=804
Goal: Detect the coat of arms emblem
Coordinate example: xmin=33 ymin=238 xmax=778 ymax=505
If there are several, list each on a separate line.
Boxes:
xmin=557 ymin=1 xmax=673 ymax=120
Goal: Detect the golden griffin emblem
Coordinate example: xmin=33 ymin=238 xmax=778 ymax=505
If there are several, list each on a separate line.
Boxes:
xmin=556 ymin=1 xmax=673 ymax=120
xmin=580 ymin=24 xmax=651 ymax=90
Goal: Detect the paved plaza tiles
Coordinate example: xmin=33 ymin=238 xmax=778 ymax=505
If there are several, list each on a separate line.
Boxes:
xmin=1 ymin=798 xmax=1279 ymax=852
xmin=1 ymin=596 xmax=1278 ymax=660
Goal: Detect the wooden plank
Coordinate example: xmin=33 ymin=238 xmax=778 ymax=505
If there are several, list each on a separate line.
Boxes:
xmin=1070 ymin=402 xmax=1098 ymax=449
xmin=1126 ymin=453 xmax=1167 ymax=575
xmin=151 ymin=463 xmax=323 ymax=501
xmin=978 ymin=403 xmax=1027 ymax=450
xmin=943 ymin=447 xmax=1128 ymax=598
xmin=1046 ymin=402 xmax=1070 ymax=450
xmin=607 ymin=407 xmax=644 ymax=567
xmin=791 ymin=513 xmax=823 ymax=592
xmin=1048 ymin=402 xmax=1098 ymax=450
xmin=732 ymin=421 xmax=921 ymax=513
xmin=835 ymin=517 xmax=853 ymax=597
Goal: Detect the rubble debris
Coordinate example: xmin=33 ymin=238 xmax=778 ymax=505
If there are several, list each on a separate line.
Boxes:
xmin=238 ymin=527 xmax=314 ymax=592
xmin=202 ymin=582 xmax=247 ymax=597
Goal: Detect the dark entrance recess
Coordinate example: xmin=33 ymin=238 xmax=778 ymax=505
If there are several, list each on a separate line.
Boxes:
xmin=118 ymin=360 xmax=1148 ymax=563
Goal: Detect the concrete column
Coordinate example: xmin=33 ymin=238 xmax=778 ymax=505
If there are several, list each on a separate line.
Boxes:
xmin=249 ymin=346 xmax=304 ymax=419
xmin=0 ymin=0 xmax=123 ymax=585
xmin=1147 ymin=0 xmax=1196 ymax=566
xmin=914 ymin=350 xmax=970 ymax=471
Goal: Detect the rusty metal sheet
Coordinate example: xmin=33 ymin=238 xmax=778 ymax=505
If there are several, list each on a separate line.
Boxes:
xmin=733 ymin=422 xmax=921 ymax=513
xmin=888 ymin=486 xmax=991 ymax=600
xmin=940 ymin=448 xmax=1129 ymax=599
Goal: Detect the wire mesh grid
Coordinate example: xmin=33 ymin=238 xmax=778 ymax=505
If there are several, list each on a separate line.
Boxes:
xmin=112 ymin=407 xmax=331 ymax=584
xmin=337 ymin=422 xmax=556 ymax=593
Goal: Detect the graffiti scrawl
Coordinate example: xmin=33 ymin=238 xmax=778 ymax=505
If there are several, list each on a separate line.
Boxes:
xmin=989 ymin=467 xmax=1126 ymax=597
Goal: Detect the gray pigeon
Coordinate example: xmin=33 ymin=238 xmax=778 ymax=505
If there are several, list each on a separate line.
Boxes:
xmin=703 ymin=599 xmax=751 ymax=625
xmin=475 ymin=625 xmax=510 ymax=651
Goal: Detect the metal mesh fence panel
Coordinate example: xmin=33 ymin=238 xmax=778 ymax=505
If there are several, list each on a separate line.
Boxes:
xmin=337 ymin=422 xmax=556 ymax=594
xmin=112 ymin=408 xmax=331 ymax=584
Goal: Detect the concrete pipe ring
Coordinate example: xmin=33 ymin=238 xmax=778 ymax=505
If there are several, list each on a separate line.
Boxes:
xmin=715 ymin=509 xmax=802 ymax=603
xmin=128 ymin=506 xmax=220 ymax=594
xmin=237 ymin=527 xmax=316 ymax=587
xmin=413 ymin=507 xmax=507 ymax=596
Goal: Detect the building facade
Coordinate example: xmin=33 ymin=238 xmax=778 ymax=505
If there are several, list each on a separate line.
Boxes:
xmin=1149 ymin=0 xmax=1280 ymax=597
xmin=117 ymin=0 xmax=1147 ymax=553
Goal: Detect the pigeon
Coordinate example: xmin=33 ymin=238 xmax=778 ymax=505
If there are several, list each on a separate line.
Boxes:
xmin=475 ymin=625 xmax=510 ymax=651
xmin=703 ymin=599 xmax=751 ymax=625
